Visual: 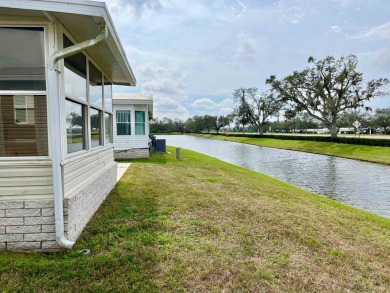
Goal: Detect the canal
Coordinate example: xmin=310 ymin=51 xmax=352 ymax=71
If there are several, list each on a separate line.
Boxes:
xmin=158 ymin=135 xmax=390 ymax=218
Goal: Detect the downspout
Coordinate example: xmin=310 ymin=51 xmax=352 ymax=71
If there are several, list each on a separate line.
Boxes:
xmin=50 ymin=23 xmax=108 ymax=249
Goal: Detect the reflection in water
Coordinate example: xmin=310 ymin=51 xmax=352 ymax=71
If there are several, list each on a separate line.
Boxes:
xmin=159 ymin=135 xmax=390 ymax=218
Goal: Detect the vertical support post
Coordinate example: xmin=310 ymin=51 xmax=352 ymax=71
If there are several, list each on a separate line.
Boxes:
xmin=176 ymin=147 xmax=181 ymax=160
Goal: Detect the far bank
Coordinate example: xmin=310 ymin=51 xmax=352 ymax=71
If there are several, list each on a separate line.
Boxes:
xmin=190 ymin=133 xmax=390 ymax=165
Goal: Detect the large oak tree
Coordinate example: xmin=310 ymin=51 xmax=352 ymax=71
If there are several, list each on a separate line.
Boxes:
xmin=266 ymin=55 xmax=389 ymax=139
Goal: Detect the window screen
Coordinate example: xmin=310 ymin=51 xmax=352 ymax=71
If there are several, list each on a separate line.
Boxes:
xmin=135 ymin=111 xmax=145 ymax=135
xmin=116 ymin=110 xmax=131 ymax=135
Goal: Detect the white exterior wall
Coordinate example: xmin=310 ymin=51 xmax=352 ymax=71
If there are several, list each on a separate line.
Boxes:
xmin=0 ymin=160 xmax=53 ymax=200
xmin=113 ymin=104 xmax=149 ymax=150
xmin=0 ymin=12 xmax=119 ymax=252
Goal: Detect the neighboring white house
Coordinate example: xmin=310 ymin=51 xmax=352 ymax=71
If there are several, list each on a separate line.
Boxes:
xmin=113 ymin=93 xmax=153 ymax=159
xmin=0 ymin=0 xmax=136 ymax=252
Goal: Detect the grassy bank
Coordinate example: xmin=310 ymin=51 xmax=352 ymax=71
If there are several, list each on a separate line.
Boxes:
xmin=1 ymin=148 xmax=390 ymax=292
xmin=195 ymin=133 xmax=390 ymax=165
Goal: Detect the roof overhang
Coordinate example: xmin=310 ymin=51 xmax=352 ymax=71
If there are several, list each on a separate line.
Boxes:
xmin=0 ymin=0 xmax=136 ymax=86
xmin=113 ymin=93 xmax=153 ymax=114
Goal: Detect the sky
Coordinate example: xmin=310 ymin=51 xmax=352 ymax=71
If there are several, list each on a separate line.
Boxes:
xmin=98 ymin=0 xmax=390 ymax=120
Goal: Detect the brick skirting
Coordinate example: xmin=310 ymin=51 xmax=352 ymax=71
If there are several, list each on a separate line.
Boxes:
xmin=0 ymin=164 xmax=117 ymax=252
xmin=114 ymin=148 xmax=149 ymax=159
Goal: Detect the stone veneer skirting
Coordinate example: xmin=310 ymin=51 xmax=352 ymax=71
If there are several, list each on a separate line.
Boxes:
xmin=0 ymin=163 xmax=117 ymax=252
xmin=114 ymin=148 xmax=149 ymax=159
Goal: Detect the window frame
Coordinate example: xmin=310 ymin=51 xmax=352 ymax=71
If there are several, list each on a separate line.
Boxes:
xmin=116 ymin=110 xmax=131 ymax=136
xmin=0 ymin=24 xmax=48 ymax=159
xmin=135 ymin=110 xmax=146 ymax=135
xmin=13 ymin=95 xmax=35 ymax=125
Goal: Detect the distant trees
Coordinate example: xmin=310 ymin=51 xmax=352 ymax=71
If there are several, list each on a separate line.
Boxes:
xmin=267 ymin=55 xmax=389 ymax=139
xmin=233 ymin=87 xmax=282 ymax=134
xmin=215 ymin=115 xmax=233 ymax=133
xmin=337 ymin=109 xmax=371 ymax=131
xmin=374 ymin=108 xmax=390 ymax=134
xmin=150 ymin=117 xmax=184 ymax=133
xmin=151 ymin=114 xmax=233 ymax=134
xmin=233 ymin=88 xmax=254 ymax=133
xmin=247 ymin=89 xmax=283 ymax=135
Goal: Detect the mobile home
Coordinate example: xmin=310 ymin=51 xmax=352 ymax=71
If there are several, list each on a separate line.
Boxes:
xmin=0 ymin=0 xmax=136 ymax=251
xmin=113 ymin=93 xmax=153 ymax=159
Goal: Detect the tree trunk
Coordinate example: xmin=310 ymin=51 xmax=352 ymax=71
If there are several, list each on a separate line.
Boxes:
xmin=330 ymin=123 xmax=338 ymax=140
xmin=259 ymin=124 xmax=264 ymax=135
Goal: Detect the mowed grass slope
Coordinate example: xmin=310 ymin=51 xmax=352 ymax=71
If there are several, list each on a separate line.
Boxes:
xmin=196 ymin=133 xmax=390 ymax=165
xmin=1 ymin=147 xmax=390 ymax=292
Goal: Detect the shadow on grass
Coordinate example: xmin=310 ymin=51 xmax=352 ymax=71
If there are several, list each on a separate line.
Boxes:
xmin=0 ymin=180 xmax=165 ymax=292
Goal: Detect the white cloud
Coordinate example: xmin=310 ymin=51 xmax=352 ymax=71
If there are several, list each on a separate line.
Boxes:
xmin=331 ymin=0 xmax=355 ymax=7
xmin=230 ymin=33 xmax=257 ymax=65
xmin=276 ymin=4 xmax=304 ymax=25
xmin=331 ymin=25 xmax=342 ymax=33
xmin=371 ymin=47 xmax=390 ymax=70
xmin=190 ymin=98 xmax=217 ymax=109
xmin=190 ymin=98 xmax=234 ymax=111
xmin=143 ymin=79 xmax=187 ymax=99
xmin=220 ymin=107 xmax=234 ymax=115
xmin=230 ymin=0 xmax=247 ymax=17
xmin=154 ymin=97 xmax=190 ymax=120
xmin=351 ymin=22 xmax=390 ymax=40
xmin=137 ymin=62 xmax=188 ymax=100
xmin=105 ymin=0 xmax=167 ymax=24
xmin=215 ymin=88 xmax=233 ymax=95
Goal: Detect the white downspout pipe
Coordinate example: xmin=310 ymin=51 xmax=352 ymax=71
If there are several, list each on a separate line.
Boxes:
xmin=50 ymin=24 xmax=108 ymax=249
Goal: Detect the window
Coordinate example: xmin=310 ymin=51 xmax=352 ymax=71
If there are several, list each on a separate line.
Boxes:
xmin=116 ymin=110 xmax=131 ymax=135
xmin=66 ymin=99 xmax=85 ymax=154
xmin=105 ymin=113 xmax=113 ymax=143
xmin=64 ymin=35 xmax=87 ymax=102
xmin=0 ymin=95 xmax=48 ymax=157
xmin=14 ymin=95 xmax=35 ymax=125
xmin=89 ymin=61 xmax=103 ymax=107
xmin=135 ymin=111 xmax=145 ymax=135
xmin=0 ymin=27 xmax=46 ymax=91
xmin=0 ymin=26 xmax=47 ymax=157
xmin=90 ymin=108 xmax=101 ymax=148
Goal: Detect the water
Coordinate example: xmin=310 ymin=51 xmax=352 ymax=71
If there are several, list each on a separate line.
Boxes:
xmin=158 ymin=135 xmax=390 ymax=218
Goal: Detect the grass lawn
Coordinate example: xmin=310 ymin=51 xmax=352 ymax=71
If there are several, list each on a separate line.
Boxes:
xmin=195 ymin=133 xmax=390 ymax=165
xmin=1 ymin=147 xmax=390 ymax=292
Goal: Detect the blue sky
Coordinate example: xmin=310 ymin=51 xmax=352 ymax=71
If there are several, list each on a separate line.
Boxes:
xmin=100 ymin=0 xmax=390 ymax=120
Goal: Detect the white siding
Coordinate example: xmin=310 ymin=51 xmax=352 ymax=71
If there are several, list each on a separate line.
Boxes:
xmin=63 ymin=146 xmax=115 ymax=197
xmin=0 ymin=160 xmax=53 ymax=200
xmin=113 ymin=104 xmax=149 ymax=150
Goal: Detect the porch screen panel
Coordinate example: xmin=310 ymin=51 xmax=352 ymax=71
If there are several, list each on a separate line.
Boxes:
xmin=104 ymin=78 xmax=112 ymax=112
xmin=90 ymin=108 xmax=102 ymax=148
xmin=66 ymin=99 xmax=85 ymax=154
xmin=89 ymin=62 xmax=103 ymax=107
xmin=0 ymin=27 xmax=45 ymax=91
xmin=105 ymin=112 xmax=113 ymax=144
xmin=64 ymin=35 xmax=87 ymax=102
xmin=0 ymin=95 xmax=48 ymax=157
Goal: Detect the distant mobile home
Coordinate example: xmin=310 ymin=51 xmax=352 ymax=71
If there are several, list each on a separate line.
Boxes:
xmin=0 ymin=0 xmax=136 ymax=251
xmin=113 ymin=93 xmax=153 ymax=159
